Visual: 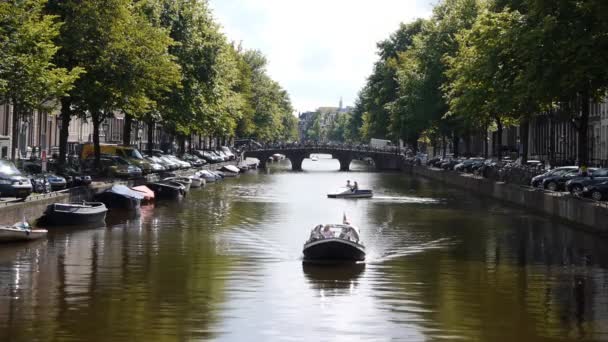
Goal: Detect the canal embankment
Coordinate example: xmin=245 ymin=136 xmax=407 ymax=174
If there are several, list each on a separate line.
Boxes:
xmin=0 ymin=161 xmax=239 ymax=225
xmin=406 ymin=164 xmax=608 ymax=234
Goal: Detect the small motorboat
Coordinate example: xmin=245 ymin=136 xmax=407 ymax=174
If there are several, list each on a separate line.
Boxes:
xmin=40 ymin=202 xmax=108 ymax=226
xmin=237 ymin=165 xmax=249 ymax=172
xmin=131 ymin=185 xmax=155 ymax=203
xmin=311 ymin=155 xmax=319 ymax=161
xmin=189 ymin=175 xmax=205 ymax=188
xmin=146 ymin=181 xmax=186 ymax=199
xmin=94 ymin=185 xmax=145 ymax=211
xmin=163 ymin=177 xmax=192 ymax=192
xmin=272 ymin=153 xmax=284 ymax=161
xmin=0 ymin=222 xmax=47 ymax=242
xmin=327 ymin=187 xmax=373 ymax=199
xmin=303 ymin=217 xmax=365 ymax=262
xmin=196 ymin=170 xmax=220 ymax=183
xmin=220 ymin=165 xmax=240 ymax=176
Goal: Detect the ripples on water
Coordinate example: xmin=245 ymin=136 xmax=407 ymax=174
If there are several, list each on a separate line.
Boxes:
xmin=1 ymin=158 xmax=608 ymax=341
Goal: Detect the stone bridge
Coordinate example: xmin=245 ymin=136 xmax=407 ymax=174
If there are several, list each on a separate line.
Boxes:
xmin=243 ymin=146 xmax=405 ymax=171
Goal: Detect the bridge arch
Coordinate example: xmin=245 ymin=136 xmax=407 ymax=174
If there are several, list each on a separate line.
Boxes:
xmin=244 ymin=146 xmax=403 ymax=172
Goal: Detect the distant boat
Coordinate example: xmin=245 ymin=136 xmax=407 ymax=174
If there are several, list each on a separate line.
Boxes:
xmin=327 ymin=187 xmax=373 ymax=199
xmin=303 ymin=216 xmax=365 ymax=262
xmin=196 ymin=170 xmax=221 ymax=182
xmin=0 ymin=222 xmax=47 ymax=243
xmin=40 ymin=202 xmax=108 ymax=226
xmin=94 ymin=185 xmax=145 ymax=211
xmin=311 ymin=155 xmax=319 ymax=161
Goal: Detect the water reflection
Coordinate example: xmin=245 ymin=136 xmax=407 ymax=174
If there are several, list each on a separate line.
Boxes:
xmin=302 ymin=263 xmax=365 ymax=296
xmin=1 ymin=159 xmax=608 ymax=341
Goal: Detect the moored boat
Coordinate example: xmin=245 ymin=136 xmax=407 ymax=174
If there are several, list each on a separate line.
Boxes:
xmin=0 ymin=222 xmax=47 ymax=242
xmin=189 ymin=175 xmax=205 ymax=188
xmin=303 ymin=217 xmax=365 ymax=262
xmin=131 ymin=185 xmax=155 ymax=203
xmin=163 ymin=177 xmax=192 ymax=193
xmin=94 ymin=185 xmax=144 ymax=211
xmin=146 ymin=181 xmax=185 ymax=199
xmin=196 ymin=170 xmax=221 ymax=182
xmin=311 ymin=155 xmax=319 ymax=161
xmin=220 ymin=165 xmax=240 ymax=175
xmin=327 ymin=187 xmax=373 ymax=199
xmin=40 ymin=202 xmax=107 ymax=226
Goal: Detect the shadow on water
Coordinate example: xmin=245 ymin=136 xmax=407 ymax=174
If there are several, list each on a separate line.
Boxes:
xmin=302 ymin=262 xmax=365 ymax=295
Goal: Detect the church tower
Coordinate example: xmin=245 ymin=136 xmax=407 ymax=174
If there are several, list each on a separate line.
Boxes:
xmin=339 ymin=97 xmax=343 ymax=111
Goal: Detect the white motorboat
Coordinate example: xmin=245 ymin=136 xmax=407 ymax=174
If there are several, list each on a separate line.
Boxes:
xmin=0 ymin=222 xmax=47 ymax=242
xmin=327 ymin=187 xmax=373 ymax=199
xmin=220 ymin=165 xmax=240 ymax=177
xmin=303 ymin=216 xmax=365 ymax=262
xmin=311 ymin=155 xmax=319 ymax=161
xmin=196 ymin=170 xmax=220 ymax=182
xmin=189 ymin=175 xmax=205 ymax=188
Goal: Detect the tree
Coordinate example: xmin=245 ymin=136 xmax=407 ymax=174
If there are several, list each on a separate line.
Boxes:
xmin=0 ymin=0 xmax=81 ymax=160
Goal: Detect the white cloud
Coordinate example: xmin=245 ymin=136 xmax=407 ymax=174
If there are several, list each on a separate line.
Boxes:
xmin=209 ymin=0 xmax=433 ymax=112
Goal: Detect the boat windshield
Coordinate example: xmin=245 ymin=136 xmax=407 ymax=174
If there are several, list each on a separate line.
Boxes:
xmin=311 ymin=224 xmax=360 ymax=243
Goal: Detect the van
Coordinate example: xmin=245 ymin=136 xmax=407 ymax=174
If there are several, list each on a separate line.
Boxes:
xmin=80 ymin=143 xmax=152 ymax=174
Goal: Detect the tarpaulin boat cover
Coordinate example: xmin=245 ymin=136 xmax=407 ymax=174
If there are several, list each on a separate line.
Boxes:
xmin=131 ymin=185 xmax=155 ymax=200
xmin=221 ymin=165 xmax=240 ymax=173
xmin=107 ymin=185 xmax=145 ymax=200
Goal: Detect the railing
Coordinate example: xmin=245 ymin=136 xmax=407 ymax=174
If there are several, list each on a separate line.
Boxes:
xmin=243 ymin=143 xmax=403 ymax=155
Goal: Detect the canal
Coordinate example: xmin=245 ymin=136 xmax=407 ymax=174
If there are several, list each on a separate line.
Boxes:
xmin=1 ymin=156 xmax=608 ymax=341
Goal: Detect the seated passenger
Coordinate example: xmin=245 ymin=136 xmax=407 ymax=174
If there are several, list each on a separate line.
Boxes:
xmin=353 ymin=181 xmax=359 ymax=191
xmin=346 ymin=180 xmax=352 ymax=190
xmin=321 ymin=225 xmax=334 ymax=238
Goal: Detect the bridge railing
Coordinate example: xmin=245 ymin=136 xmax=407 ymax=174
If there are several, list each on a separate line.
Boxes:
xmin=242 ymin=143 xmax=403 ymax=155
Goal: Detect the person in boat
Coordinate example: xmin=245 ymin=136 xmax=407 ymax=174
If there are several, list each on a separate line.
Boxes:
xmin=353 ymin=181 xmax=359 ymax=192
xmin=321 ymin=225 xmax=334 ymax=238
xmin=346 ymin=180 xmax=352 ymax=190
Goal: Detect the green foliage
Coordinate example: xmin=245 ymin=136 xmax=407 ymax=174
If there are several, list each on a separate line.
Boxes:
xmin=0 ymin=0 xmax=82 ymax=109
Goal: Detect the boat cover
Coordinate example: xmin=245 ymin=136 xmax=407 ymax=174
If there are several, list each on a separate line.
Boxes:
xmin=221 ymin=165 xmax=240 ymax=173
xmin=132 ymin=185 xmax=155 ymax=200
xmin=107 ymin=185 xmax=145 ymax=200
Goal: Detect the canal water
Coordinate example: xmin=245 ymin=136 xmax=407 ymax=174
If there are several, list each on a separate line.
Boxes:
xmin=1 ymin=156 xmax=608 ymax=341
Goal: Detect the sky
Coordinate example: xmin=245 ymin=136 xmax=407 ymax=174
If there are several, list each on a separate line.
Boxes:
xmin=208 ymin=0 xmax=434 ymax=113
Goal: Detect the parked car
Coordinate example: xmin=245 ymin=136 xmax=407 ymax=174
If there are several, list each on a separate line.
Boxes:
xmin=541 ymin=168 xmax=582 ymax=191
xmin=440 ymin=159 xmax=462 ymax=170
xmin=52 ymin=166 xmax=92 ymax=187
xmin=0 ymin=160 xmax=33 ymax=199
xmin=565 ymin=168 xmax=608 ymax=194
xmin=44 ymin=173 xmax=67 ymax=191
xmin=144 ymin=156 xmax=166 ymax=173
xmin=85 ymin=155 xmax=142 ymax=178
xmin=165 ymin=155 xmax=191 ymax=169
xmin=426 ymin=157 xmax=441 ymax=167
xmin=220 ymin=146 xmax=236 ymax=160
xmin=454 ymin=158 xmax=484 ymax=172
xmin=530 ymin=166 xmax=579 ymax=188
xmin=181 ymin=153 xmax=206 ymax=167
xmin=195 ymin=150 xmax=222 ymax=164
xmin=581 ymin=181 xmax=608 ymax=201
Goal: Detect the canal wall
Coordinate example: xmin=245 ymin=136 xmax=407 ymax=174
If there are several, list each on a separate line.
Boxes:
xmin=0 ymin=161 xmax=239 ymax=226
xmin=407 ymin=165 xmax=608 ymax=234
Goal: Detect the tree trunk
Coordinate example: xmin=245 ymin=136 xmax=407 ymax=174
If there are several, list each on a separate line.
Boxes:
xmin=147 ymin=119 xmax=154 ymax=154
xmin=464 ymin=133 xmax=471 ymax=157
xmin=484 ymin=126 xmax=489 ymax=159
xmin=123 ymin=113 xmax=133 ymax=146
xmin=11 ymin=102 xmax=19 ymax=161
xmin=452 ymin=133 xmax=459 ymax=158
xmin=178 ymin=135 xmax=186 ymax=155
xmin=496 ymin=117 xmax=503 ymax=161
xmin=442 ymin=135 xmax=447 ymax=158
xmin=578 ymin=88 xmax=590 ymax=167
xmin=198 ymin=135 xmax=202 ymax=151
xmin=549 ymin=110 xmax=555 ymax=166
xmin=58 ymin=97 xmax=72 ymax=167
xmin=520 ymin=117 xmax=529 ymax=164
xmin=92 ymin=113 xmax=101 ymax=169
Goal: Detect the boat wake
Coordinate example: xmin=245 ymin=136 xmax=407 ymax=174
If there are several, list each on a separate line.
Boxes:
xmin=216 ymin=227 xmax=294 ymax=261
xmin=371 ymin=196 xmax=441 ymax=204
xmin=367 ymin=237 xmax=456 ymax=263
